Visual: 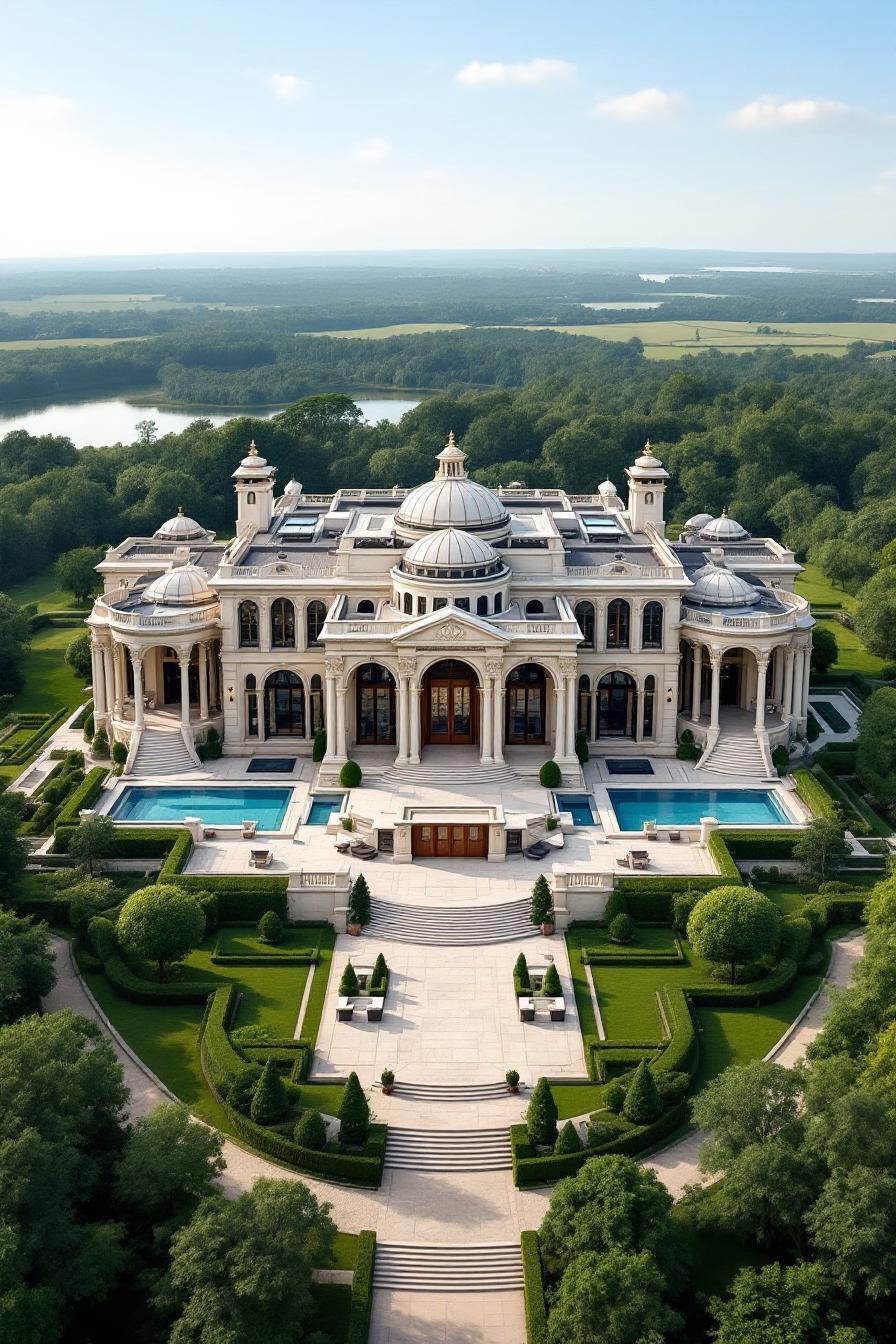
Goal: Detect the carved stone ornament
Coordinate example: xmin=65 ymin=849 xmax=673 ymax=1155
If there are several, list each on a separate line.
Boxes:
xmin=325 ymin=657 xmax=344 ymax=676
xmin=559 ymin=657 xmax=579 ymax=677
xmin=397 ymin=658 xmax=416 ymax=678
xmin=436 ymin=621 xmax=466 ymax=641
xmin=485 ymin=658 xmax=503 ymax=677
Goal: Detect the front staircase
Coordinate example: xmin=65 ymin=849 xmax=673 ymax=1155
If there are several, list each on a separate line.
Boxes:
xmin=391 ymin=1080 xmax=518 ymax=1103
xmin=129 ymin=725 xmax=197 ymax=776
xmin=372 ymin=1242 xmax=524 ymax=1293
xmin=697 ymin=728 xmax=772 ymax=779
xmin=364 ymin=895 xmax=536 ymax=946
xmin=385 ymin=1126 xmax=512 ymax=1172
xmin=377 ymin=760 xmax=518 ymax=790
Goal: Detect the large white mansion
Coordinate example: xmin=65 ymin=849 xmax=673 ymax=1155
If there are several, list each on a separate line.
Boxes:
xmin=87 ymin=434 xmax=814 ymax=780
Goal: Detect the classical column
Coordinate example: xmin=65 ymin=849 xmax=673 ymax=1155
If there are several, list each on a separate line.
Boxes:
xmin=492 ymin=673 xmax=505 ymax=765
xmin=800 ymin=644 xmax=812 ymax=723
xmin=754 ymin=653 xmax=769 ymax=730
xmin=554 ymin=674 xmax=567 ymax=760
xmin=409 ymin=685 xmax=422 ymax=764
xmin=563 ymin=662 xmax=577 ymax=760
xmin=91 ymin=639 xmax=106 ymax=720
xmin=130 ymin=648 xmax=145 ymax=729
xmin=335 ymin=686 xmax=347 ymax=761
xmin=396 ymin=660 xmax=413 ymax=764
xmin=791 ymin=647 xmax=805 ymax=721
xmin=782 ymin=646 xmax=796 ymax=720
xmin=691 ymin=643 xmax=703 ymax=722
xmin=772 ymin=646 xmax=784 ymax=705
xmin=304 ymin=679 xmax=314 ymax=741
xmin=480 ymin=676 xmax=494 ymax=765
xmin=198 ymin=643 xmax=209 ymax=720
xmin=709 ymin=649 xmax=722 ymax=731
xmin=208 ymin=642 xmax=219 ymax=711
xmin=594 ymin=599 xmax=607 ymax=653
xmin=101 ymin=644 xmax=114 ymax=724
xmin=631 ymin=602 xmax=643 ymax=654
xmin=178 ymin=647 xmax=192 ymax=726
xmin=113 ymin=642 xmax=124 ymax=715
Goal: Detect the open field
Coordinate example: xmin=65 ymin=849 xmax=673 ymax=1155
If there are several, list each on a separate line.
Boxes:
xmin=795 ymin=561 xmax=855 ymax=610
xmin=8 ymin=570 xmax=89 ymax=611
xmin=309 ymin=321 xmax=468 ymax=339
xmin=506 ymin=319 xmax=896 ymax=358
xmin=0 ymin=293 xmax=237 ymax=314
xmin=0 ymin=336 xmax=148 ymax=349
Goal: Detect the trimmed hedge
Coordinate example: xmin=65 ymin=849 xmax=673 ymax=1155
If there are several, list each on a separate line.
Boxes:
xmin=521 ymin=1231 xmax=547 ymax=1344
xmin=793 ymin=767 xmax=839 ymax=821
xmin=511 ymin=1101 xmax=689 ymax=1187
xmin=708 ymin=830 xmax=743 ymax=880
xmin=107 ymin=827 xmax=186 ymax=858
xmin=158 ymin=828 xmax=194 ymax=875
xmin=103 ymin=954 xmax=213 ymax=1005
xmin=583 ymin=939 xmax=685 ymax=966
xmin=681 ymin=957 xmax=799 ymax=1007
xmin=722 ymin=831 xmax=800 ymax=861
xmin=55 ymin=765 xmax=107 ymax=826
xmin=347 ymin=1231 xmax=376 ymax=1344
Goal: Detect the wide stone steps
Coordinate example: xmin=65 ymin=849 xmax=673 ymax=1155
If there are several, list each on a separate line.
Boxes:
xmin=372 ymin=1242 xmax=524 ymax=1293
xmin=130 ymin=728 xmax=196 ymax=776
xmin=364 ymin=896 xmax=537 ymax=945
xmin=385 ymin=1126 xmax=512 ymax=1171
xmin=698 ymin=732 xmax=770 ymax=779
xmin=391 ymin=1080 xmax=517 ymax=1103
xmin=377 ymin=763 xmax=518 ymax=789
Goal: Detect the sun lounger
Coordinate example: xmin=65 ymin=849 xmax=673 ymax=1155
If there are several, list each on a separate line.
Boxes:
xmin=241 ymin=820 xmax=258 ymax=839
xmin=525 ymin=840 xmax=550 ymax=860
xmin=630 ymin=849 xmax=650 ymax=870
xmin=249 ymin=848 xmax=272 ymax=868
xmin=350 ymin=840 xmax=378 ymax=860
xmin=669 ymin=829 xmax=681 ymax=843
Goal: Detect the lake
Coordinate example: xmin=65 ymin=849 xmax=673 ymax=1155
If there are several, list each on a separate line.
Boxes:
xmin=0 ymin=392 xmax=422 ymax=447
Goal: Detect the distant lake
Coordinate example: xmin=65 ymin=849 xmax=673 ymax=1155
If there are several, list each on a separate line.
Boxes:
xmin=0 ymin=392 xmax=422 ymax=448
xmin=581 ymin=301 xmax=664 ymax=311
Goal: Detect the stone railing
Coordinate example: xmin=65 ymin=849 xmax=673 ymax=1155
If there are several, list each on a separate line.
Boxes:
xmin=229 ymin=562 xmax=336 ymax=578
xmin=323 ymin=617 xmax=405 ymax=636
xmin=682 ymin=608 xmax=794 ymax=632
xmin=495 ymin=618 xmax=581 ymax=637
xmin=106 ymin=604 xmax=220 ymax=629
xmin=565 ymin=564 xmax=672 ymax=579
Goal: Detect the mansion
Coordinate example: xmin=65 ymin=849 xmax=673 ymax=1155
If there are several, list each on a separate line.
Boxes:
xmin=87 ymin=434 xmax=814 ymax=780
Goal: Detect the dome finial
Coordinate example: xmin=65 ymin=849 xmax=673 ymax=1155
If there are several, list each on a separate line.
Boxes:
xmin=447 ymin=429 xmax=456 ymax=447
xmin=248 ymin=439 xmax=259 ymax=455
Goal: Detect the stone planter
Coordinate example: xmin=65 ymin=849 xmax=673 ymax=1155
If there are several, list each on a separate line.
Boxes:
xmin=540 ymin=921 xmax=555 ymax=936
xmin=347 ymin=921 xmax=361 ymax=936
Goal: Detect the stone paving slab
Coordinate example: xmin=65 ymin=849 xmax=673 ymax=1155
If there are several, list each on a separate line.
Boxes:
xmin=370 ymin=1290 xmax=526 ymax=1344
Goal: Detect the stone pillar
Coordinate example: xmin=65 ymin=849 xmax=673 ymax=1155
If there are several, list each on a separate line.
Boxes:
xmin=396 ymin=661 xmax=413 ymax=765
xmin=323 ymin=665 xmax=338 ymax=761
xmin=792 ymin=647 xmax=805 ymax=721
xmin=335 ymin=686 xmax=347 ymax=762
xmin=179 ymin=647 xmax=192 ymax=726
xmin=800 ymin=644 xmax=812 ymax=724
xmin=304 ymin=678 xmax=314 ymax=741
xmin=208 ymin=643 xmax=219 ymax=711
xmin=783 ymin=646 xmax=796 ymax=720
xmin=594 ymin=599 xmax=607 ymax=653
xmin=709 ymin=649 xmax=722 ymax=731
xmin=409 ymin=685 xmax=422 ymax=764
xmin=113 ymin=642 xmax=124 ymax=715
xmin=691 ymin=643 xmax=703 ymax=721
xmin=565 ymin=671 xmax=576 ymax=759
xmin=772 ymin=646 xmax=784 ymax=704
xmin=198 ymin=643 xmax=209 ymax=721
xmin=754 ymin=653 xmax=769 ymax=730
xmin=492 ymin=679 xmax=505 ymax=765
xmin=130 ymin=648 xmax=145 ymax=728
xmin=554 ymin=675 xmax=566 ymax=760
xmin=480 ymin=677 xmax=494 ymax=764
xmin=101 ymin=644 xmax=114 ymax=725
xmin=91 ymin=639 xmax=106 ymax=720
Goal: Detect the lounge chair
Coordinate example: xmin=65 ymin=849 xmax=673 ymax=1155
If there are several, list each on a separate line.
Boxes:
xmin=525 ymin=840 xmax=550 ymax=860
xmin=616 ymin=853 xmax=631 ymax=868
xmin=631 ymin=849 xmax=650 ymax=870
xmin=643 ymin=820 xmax=658 ymax=841
xmin=350 ymin=839 xmax=378 ymax=860
xmin=335 ymin=836 xmax=351 ymax=854
xmin=249 ymin=847 xmax=272 ymax=868
xmin=241 ymin=819 xmax=258 ymax=839
xmin=669 ymin=829 xmax=681 ymax=843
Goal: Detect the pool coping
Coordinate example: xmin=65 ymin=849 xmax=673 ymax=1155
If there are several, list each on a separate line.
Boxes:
xmin=590 ymin=775 xmax=808 ymax=838
xmin=100 ymin=779 xmax=303 ymax=836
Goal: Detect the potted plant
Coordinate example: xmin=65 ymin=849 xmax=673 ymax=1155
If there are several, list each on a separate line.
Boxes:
xmin=346 ymin=913 xmax=361 ymax=936
xmin=531 ymin=873 xmax=555 ymax=935
xmin=381 ymin=1068 xmax=395 ymax=1095
xmin=505 ymin=1069 xmax=520 ymax=1094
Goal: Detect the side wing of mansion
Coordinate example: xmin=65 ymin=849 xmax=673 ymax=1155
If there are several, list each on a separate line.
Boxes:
xmin=87 ymin=434 xmax=814 ymax=780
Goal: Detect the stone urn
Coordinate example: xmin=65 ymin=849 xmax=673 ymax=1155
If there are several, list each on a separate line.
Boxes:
xmin=540 ymin=920 xmax=555 ymax=936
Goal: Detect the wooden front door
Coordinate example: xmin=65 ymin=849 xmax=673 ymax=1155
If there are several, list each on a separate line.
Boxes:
xmin=424 ymin=660 xmax=477 ymax=746
xmin=412 ymin=824 xmax=488 ymax=858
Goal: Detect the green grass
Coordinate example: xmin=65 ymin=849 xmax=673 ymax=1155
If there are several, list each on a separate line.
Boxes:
xmin=694 ymin=973 xmax=825 ymax=1089
xmin=215 ymin=925 xmax=323 ymax=956
xmin=309 ymin=1283 xmax=352 ymax=1342
xmin=795 ymin=562 xmax=855 ymax=611
xmin=8 ymin=568 xmax=91 ymax=610
xmin=814 ymin=615 xmax=887 ymax=677
xmin=331 ymin=1232 xmax=359 ymax=1270
xmin=292 ymin=1082 xmax=347 ymax=1118
xmin=9 ymin=626 xmax=86 ymax=715
xmin=551 ymin=1080 xmax=608 ymax=1121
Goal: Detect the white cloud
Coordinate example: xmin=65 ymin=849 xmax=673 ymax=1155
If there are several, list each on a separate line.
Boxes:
xmin=590 ymin=88 xmax=686 ymax=122
xmin=456 ymin=58 xmax=576 ymax=88
xmin=268 ymin=73 xmax=310 ymax=102
xmin=353 ymin=137 xmax=392 ymax=165
xmin=728 ymin=96 xmax=874 ymax=130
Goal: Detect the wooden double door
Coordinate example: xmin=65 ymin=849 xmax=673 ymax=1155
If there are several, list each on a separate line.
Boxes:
xmin=412 ymin=823 xmax=488 ymax=859
xmin=423 ymin=660 xmax=478 ymax=746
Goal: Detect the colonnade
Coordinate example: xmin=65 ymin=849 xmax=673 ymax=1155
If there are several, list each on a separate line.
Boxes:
xmin=688 ymin=639 xmax=812 ymax=733
xmin=90 ymin=635 xmax=221 ymax=733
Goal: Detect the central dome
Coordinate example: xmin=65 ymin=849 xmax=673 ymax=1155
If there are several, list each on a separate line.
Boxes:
xmin=685 ymin=561 xmax=760 ymax=608
xmin=403 ymin=527 xmax=503 ymax=575
xmin=395 ymin=433 xmax=510 ymax=538
xmin=154 ymin=507 xmax=207 ymax=542
xmin=143 ymin=563 xmax=216 ymax=608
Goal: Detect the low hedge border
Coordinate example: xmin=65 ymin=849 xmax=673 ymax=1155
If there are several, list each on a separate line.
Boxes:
xmin=583 ymin=938 xmax=685 ymax=966
xmin=55 ymin=765 xmax=107 ymax=826
xmin=793 ymin=767 xmax=839 ymax=821
xmin=521 ymin=1230 xmax=547 ymax=1344
xmin=103 ymin=954 xmax=214 ymax=1005
xmin=0 ymin=706 xmax=69 ymax=765
xmin=511 ymin=1101 xmax=689 ymax=1187
xmin=346 ymin=1230 xmax=376 ymax=1344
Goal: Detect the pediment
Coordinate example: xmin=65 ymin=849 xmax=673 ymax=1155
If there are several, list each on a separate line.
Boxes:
xmin=392 ymin=607 xmax=510 ymax=645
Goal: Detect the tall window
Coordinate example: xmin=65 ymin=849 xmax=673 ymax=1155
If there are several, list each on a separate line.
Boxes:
xmin=238 ymin=600 xmax=259 ymax=648
xmin=356 ymin=663 xmax=395 ymax=745
xmin=245 ymin=673 xmax=258 ymax=737
xmin=494 ymin=593 xmax=503 ymax=613
xmin=643 ymin=674 xmax=655 ymax=737
xmin=417 ymin=596 xmax=427 ymax=615
xmin=642 ymin=601 xmax=663 ymax=650
xmin=607 ymin=599 xmax=630 ymax=650
xmin=477 ymin=595 xmax=488 ymax=615
xmin=306 ymin=600 xmax=326 ymax=647
xmin=403 ymin=592 xmax=413 ymax=615
xmin=577 ymin=674 xmax=591 ymax=736
xmin=526 ymin=599 xmax=544 ymax=616
xmin=575 ymin=601 xmax=595 ymax=649
xmin=505 ymin=664 xmax=546 ymax=745
xmin=264 ymin=669 xmax=304 ymax=736
xmin=270 ymin=598 xmax=295 ymax=648
xmin=597 ymin=670 xmax=637 ymax=738
xmin=310 ymin=673 xmax=323 ymax=734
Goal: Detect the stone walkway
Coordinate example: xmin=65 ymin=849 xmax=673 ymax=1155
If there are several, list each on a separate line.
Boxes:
xmin=43 ymin=927 xmax=863 ymax=1344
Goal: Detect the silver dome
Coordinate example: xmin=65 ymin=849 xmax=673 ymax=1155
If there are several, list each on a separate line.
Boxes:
xmin=699 ymin=510 xmax=750 ymax=542
xmin=686 ymin=562 xmax=760 ymax=608
xmin=403 ymin=527 xmax=503 ymax=575
xmin=396 ymin=433 xmax=510 ymax=536
xmin=143 ymin=564 xmax=216 ymax=607
xmin=154 ymin=508 xmax=207 ymax=541
xmin=683 ymin=512 xmax=713 ymax=532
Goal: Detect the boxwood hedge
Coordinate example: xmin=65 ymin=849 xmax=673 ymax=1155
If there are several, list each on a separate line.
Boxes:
xmin=346 ymin=1231 xmax=377 ymax=1344
xmin=521 ymin=1231 xmax=547 ymax=1344
xmin=511 ymin=1101 xmax=689 ymax=1187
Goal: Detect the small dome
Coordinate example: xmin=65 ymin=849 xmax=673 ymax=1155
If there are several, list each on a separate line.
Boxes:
xmin=403 ymin=527 xmax=502 ymax=574
xmin=633 ymin=441 xmax=663 ymax=469
xmin=699 ymin=509 xmax=750 ymax=542
xmin=683 ymin=512 xmax=713 ymax=532
xmin=239 ymin=439 xmax=268 ymax=469
xmin=154 ymin=507 xmax=206 ymax=541
xmin=598 ymin=478 xmax=617 ymax=496
xmin=396 ymin=433 xmax=510 ymax=536
xmin=283 ymin=478 xmax=302 ymax=496
xmin=686 ymin=561 xmax=760 ymax=608
xmin=143 ymin=563 xmax=215 ymax=608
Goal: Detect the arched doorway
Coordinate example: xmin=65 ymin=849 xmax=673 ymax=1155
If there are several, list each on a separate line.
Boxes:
xmin=356 ymin=663 xmax=396 ymax=745
xmin=161 ymin=646 xmax=199 ymax=708
xmin=505 ymin=664 xmax=547 ymax=745
xmin=720 ymin=650 xmax=744 ymax=706
xmin=423 ymin=659 xmax=478 ymax=746
xmin=264 ymin=670 xmax=305 ymax=737
xmin=597 ymin=671 xmax=637 ymax=738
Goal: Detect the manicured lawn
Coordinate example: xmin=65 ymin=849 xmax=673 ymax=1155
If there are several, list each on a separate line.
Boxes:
xmin=813 ymin=699 xmax=851 ymax=733
xmin=813 ymin=615 xmax=886 ymax=677
xmin=8 ymin=567 xmax=92 ymax=611
xmin=216 ymin=924 xmax=324 ymax=956
xmin=331 ymin=1232 xmax=360 ymax=1270
xmin=10 ymin=625 xmax=86 ymax=714
xmin=694 ymin=973 xmax=825 ymax=1090
xmin=551 ymin=1080 xmax=608 ymax=1121
xmin=761 ymin=876 xmax=878 ymax=915
xmin=795 ymin=562 xmax=853 ymax=611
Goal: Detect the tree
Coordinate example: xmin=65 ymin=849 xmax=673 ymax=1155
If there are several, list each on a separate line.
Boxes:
xmin=294 ymin=1108 xmax=327 ymax=1151
xmin=555 ymin=1120 xmax=582 ymax=1154
xmin=163 ymin=1178 xmax=336 ymax=1344
xmin=807 ymin=1165 xmax=896 ymax=1300
xmin=338 ymin=961 xmax=360 ymax=996
xmin=0 ymin=592 xmax=31 ymax=695
xmin=349 ymin=873 xmax=370 ymax=925
xmin=793 ymin=819 xmax=852 ymax=885
xmin=546 ymin=1248 xmax=681 ymax=1344
xmin=811 ymin=624 xmax=839 ymax=674
xmin=55 ymin=545 xmax=104 ymax=603
xmin=702 ymin=1137 xmax=820 ymax=1253
xmin=687 ymin=886 xmax=780 ymax=983
xmin=692 ymin=1059 xmax=803 ymax=1173
xmin=65 ymin=630 xmax=93 ymax=681
xmin=542 ymin=962 xmax=561 ymax=996
xmin=531 ymin=873 xmax=553 ymax=927
xmin=68 ymin=815 xmax=117 ymax=876
xmin=117 ymin=885 xmax=205 ymax=982
xmin=514 ymin=951 xmax=531 ymax=990
xmin=710 ymin=1261 xmax=855 ymax=1344
xmin=855 ymin=569 xmax=896 ymax=663
xmin=623 ymin=1061 xmax=662 ymax=1125
xmin=250 ymin=1060 xmax=288 ymax=1125
xmin=609 ymin=912 xmax=635 ymax=943
xmin=0 ymin=908 xmax=55 ymax=1024
xmin=114 ymin=1102 xmax=224 ymax=1240
xmin=66 ymin=875 xmax=119 ymax=927
xmin=527 ymin=1077 xmax=559 ymax=1148
xmin=257 ymin=910 xmax=282 ymax=944
xmin=135 ymin=419 xmax=158 ymax=448
xmin=0 ymin=790 xmax=27 ymax=903
xmin=855 ymin=687 xmax=896 ymax=807
xmin=337 ymin=1072 xmax=369 ymax=1144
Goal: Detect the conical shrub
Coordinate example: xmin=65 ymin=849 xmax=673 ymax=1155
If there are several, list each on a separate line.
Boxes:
xmin=294 ymin=1108 xmax=327 ymax=1151
xmin=554 ymin=1119 xmax=582 ymax=1155
xmin=350 ymin=874 xmax=371 ymax=925
xmin=542 ymin=963 xmax=561 ymax=996
xmin=530 ymin=874 xmax=553 ymax=926
xmin=338 ymin=1071 xmax=370 ymax=1145
xmin=514 ymin=952 xmax=531 ymax=991
xmin=623 ymin=1060 xmax=662 ymax=1125
xmin=250 ymin=1059 xmax=288 ymax=1125
xmin=527 ymin=1077 xmax=558 ymax=1147
xmin=339 ymin=961 xmax=360 ymax=996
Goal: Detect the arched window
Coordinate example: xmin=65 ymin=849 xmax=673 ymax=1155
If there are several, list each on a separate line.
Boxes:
xmin=306 ymin=600 xmax=326 ymax=647
xmin=245 ymin=673 xmax=258 ymax=737
xmin=310 ymin=674 xmax=323 ymax=734
xmin=270 ymin=598 xmax=295 ymax=648
xmin=642 ymin=601 xmax=663 ymax=650
xmin=417 ymin=595 xmax=427 ymax=615
xmin=607 ymin=599 xmax=630 ymax=650
xmin=505 ymin=664 xmax=546 ymax=745
xmin=643 ymin=675 xmax=656 ymax=738
xmin=358 ymin=599 xmax=374 ymax=615
xmin=494 ymin=593 xmax=502 ymax=613
xmin=476 ymin=595 xmax=488 ymax=615
xmin=403 ymin=592 xmax=413 ymax=615
xmin=356 ymin=663 xmax=396 ymax=745
xmin=577 ymin=674 xmax=591 ymax=737
xmin=597 ymin=671 xmax=637 ymax=738
xmin=264 ymin=670 xmax=304 ymax=737
xmin=645 ymin=491 xmax=654 ymax=505
xmin=247 ymin=490 xmax=256 ymax=504
xmin=455 ymin=597 xmax=469 ymax=611
xmin=526 ymin=599 xmax=544 ymax=616
xmin=238 ymin=600 xmax=259 ymax=648
xmin=575 ymin=601 xmax=595 ymax=649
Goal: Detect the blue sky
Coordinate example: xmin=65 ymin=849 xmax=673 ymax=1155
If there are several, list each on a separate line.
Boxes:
xmin=2 ymin=0 xmax=895 ymax=256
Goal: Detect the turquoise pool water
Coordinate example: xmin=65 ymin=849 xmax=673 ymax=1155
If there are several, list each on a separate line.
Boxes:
xmin=306 ymin=795 xmax=344 ymax=825
xmin=608 ymin=788 xmax=790 ymax=831
xmin=555 ymin=793 xmax=597 ymax=825
xmin=109 ymin=786 xmax=293 ymax=829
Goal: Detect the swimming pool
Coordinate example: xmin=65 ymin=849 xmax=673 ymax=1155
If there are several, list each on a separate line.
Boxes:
xmin=109 ymin=786 xmax=293 ymax=829
xmin=608 ymin=788 xmax=791 ymax=831
xmin=554 ymin=793 xmax=598 ymax=826
xmin=305 ymin=795 xmax=344 ymax=825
